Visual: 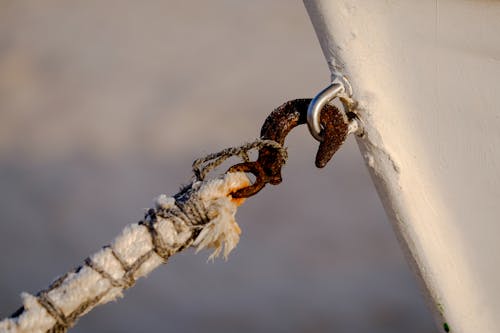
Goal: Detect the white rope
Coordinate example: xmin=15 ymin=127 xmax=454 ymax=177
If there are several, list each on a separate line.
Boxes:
xmin=0 ymin=172 xmax=250 ymax=333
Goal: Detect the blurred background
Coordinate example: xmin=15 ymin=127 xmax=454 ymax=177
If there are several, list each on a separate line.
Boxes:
xmin=0 ymin=1 xmax=435 ymax=332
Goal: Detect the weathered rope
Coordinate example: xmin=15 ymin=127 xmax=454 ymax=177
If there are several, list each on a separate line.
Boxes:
xmin=0 ymin=173 xmax=248 ymax=333
xmin=192 ymin=139 xmax=287 ymax=181
xmin=0 ymin=138 xmax=288 ymax=333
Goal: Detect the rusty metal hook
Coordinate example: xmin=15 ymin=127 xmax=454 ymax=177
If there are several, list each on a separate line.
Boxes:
xmin=228 ymin=98 xmax=351 ymax=199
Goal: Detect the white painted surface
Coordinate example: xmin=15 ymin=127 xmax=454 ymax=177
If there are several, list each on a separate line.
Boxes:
xmin=304 ymin=1 xmax=500 ymax=332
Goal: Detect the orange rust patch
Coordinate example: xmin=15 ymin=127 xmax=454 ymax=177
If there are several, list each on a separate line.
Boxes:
xmin=229 ymin=177 xmax=251 ymax=206
xmin=231 ymin=197 xmax=246 ymax=206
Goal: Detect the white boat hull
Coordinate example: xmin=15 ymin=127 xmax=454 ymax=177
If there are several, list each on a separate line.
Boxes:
xmin=305 ymin=1 xmax=500 ymax=332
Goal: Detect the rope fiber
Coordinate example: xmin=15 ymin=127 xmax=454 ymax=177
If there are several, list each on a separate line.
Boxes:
xmin=0 ymin=139 xmax=284 ymax=333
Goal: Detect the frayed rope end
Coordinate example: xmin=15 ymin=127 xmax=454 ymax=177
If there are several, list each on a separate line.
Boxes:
xmin=192 ymin=172 xmax=249 ymax=261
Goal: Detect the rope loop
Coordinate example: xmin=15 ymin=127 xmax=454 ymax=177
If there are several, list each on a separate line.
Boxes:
xmin=192 ymin=139 xmax=287 ymax=181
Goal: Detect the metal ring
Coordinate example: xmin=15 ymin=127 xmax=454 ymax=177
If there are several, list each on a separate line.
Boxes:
xmin=307 ymin=76 xmax=352 ymax=142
